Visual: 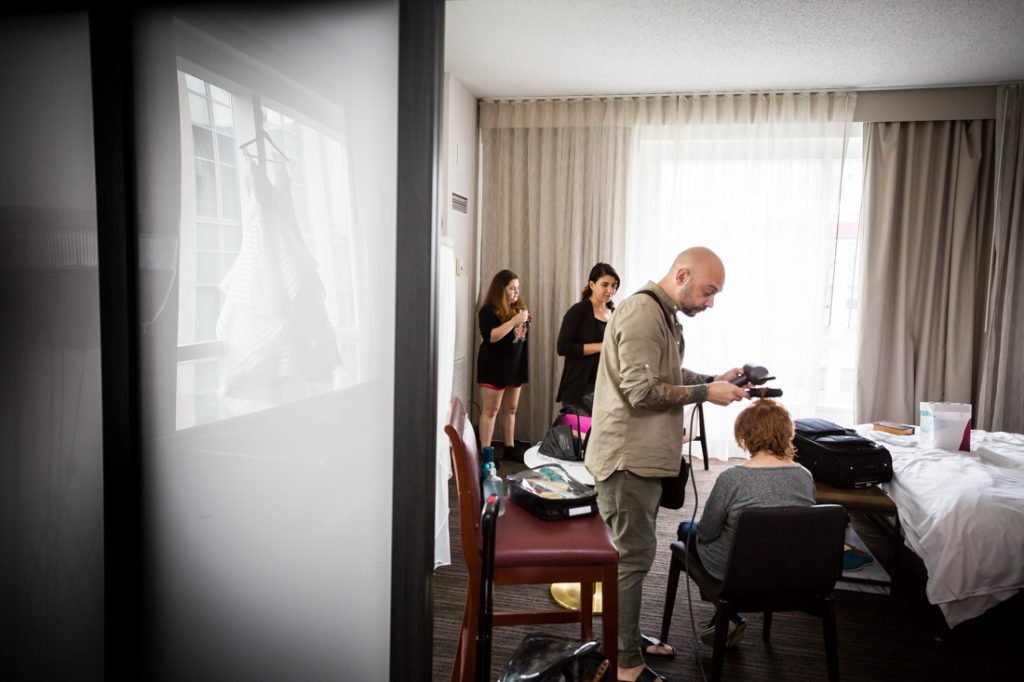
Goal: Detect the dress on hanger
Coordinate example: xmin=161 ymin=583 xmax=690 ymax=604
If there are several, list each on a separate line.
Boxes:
xmin=217 ymin=159 xmax=340 ymax=404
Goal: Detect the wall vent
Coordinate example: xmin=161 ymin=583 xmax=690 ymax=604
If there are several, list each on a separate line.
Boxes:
xmin=453 ymin=355 xmax=468 ymax=405
xmin=451 ymin=192 xmax=468 ymax=214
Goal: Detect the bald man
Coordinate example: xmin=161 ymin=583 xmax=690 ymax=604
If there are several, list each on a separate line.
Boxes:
xmin=585 ymin=247 xmax=748 ymax=682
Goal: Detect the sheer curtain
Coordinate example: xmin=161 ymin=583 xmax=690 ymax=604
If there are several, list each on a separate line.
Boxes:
xmin=478 ymin=98 xmax=634 ymax=441
xmin=625 ymin=92 xmax=860 ymax=458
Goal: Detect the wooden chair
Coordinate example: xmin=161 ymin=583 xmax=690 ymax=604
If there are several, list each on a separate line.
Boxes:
xmin=445 ymin=397 xmax=619 ymax=682
xmin=659 ymin=505 xmax=848 ymax=682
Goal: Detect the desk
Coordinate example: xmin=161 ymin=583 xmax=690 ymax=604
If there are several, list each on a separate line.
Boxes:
xmin=814 ymin=481 xmax=900 ymax=594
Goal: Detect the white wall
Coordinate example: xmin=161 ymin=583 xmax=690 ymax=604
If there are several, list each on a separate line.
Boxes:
xmin=442 ymin=74 xmax=480 ymax=411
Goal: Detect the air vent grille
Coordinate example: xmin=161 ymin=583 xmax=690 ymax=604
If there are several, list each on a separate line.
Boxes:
xmin=451 ymin=193 xmax=468 ymax=214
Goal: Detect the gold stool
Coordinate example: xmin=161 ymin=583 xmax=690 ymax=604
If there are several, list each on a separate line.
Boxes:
xmin=550 ymin=582 xmax=603 ymax=613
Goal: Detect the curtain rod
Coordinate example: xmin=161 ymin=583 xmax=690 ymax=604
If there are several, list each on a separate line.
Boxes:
xmin=479 ymin=89 xmax=852 ymax=104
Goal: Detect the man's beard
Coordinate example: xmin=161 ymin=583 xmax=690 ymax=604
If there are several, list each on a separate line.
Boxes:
xmin=681 ymin=304 xmax=706 ymax=317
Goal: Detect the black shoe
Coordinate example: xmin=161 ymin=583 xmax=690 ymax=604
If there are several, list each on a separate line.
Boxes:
xmin=502 ymin=442 xmax=524 ymax=462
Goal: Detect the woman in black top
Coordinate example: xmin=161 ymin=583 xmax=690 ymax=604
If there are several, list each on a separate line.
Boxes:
xmin=477 ymin=269 xmax=530 ymax=454
xmin=555 ymin=262 xmax=620 ymax=408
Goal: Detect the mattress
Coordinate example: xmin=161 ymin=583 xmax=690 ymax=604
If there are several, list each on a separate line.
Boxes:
xmin=857 ymin=427 xmax=1024 ymax=627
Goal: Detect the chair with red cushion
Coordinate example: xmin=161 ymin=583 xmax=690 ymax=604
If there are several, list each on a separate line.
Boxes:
xmin=445 ymin=397 xmax=619 ymax=682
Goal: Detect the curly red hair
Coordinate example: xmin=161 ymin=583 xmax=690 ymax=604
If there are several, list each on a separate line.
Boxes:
xmin=733 ymin=399 xmax=795 ymax=460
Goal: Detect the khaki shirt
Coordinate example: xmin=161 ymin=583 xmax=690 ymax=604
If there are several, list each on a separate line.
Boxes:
xmin=585 ymin=282 xmax=712 ymax=481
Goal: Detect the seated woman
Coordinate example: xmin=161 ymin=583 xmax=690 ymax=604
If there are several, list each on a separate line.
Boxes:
xmin=554 ymin=262 xmax=619 ymax=410
xmin=678 ymin=399 xmax=815 ymax=648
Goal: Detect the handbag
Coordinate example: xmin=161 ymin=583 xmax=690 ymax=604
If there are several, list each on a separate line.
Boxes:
xmin=659 ymin=457 xmax=688 ymax=510
xmin=498 ymin=633 xmax=608 ymax=681
xmin=538 ymin=406 xmax=589 ymax=462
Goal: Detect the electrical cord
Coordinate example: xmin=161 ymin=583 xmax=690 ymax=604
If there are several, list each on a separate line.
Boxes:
xmin=683 ymin=403 xmax=709 ymax=682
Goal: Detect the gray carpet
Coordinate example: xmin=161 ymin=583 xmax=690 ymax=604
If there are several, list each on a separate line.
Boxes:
xmin=433 ymin=456 xmax=1021 ymax=681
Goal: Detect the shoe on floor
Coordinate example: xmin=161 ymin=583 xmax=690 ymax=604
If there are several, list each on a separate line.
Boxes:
xmin=699 ymin=617 xmax=747 ymax=648
xmin=843 ymin=546 xmax=875 ymax=572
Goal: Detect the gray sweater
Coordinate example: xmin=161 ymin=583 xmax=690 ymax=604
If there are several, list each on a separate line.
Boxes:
xmin=696 ymin=464 xmax=816 ymax=580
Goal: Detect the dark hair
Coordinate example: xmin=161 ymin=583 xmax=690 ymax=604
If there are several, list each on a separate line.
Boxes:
xmin=580 ymin=262 xmax=621 ymax=311
xmin=483 ymin=269 xmax=527 ymax=322
xmin=733 ymin=399 xmax=796 ymax=460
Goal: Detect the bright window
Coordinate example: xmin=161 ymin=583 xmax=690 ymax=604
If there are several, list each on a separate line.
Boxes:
xmin=175 ymin=69 xmax=362 ymax=429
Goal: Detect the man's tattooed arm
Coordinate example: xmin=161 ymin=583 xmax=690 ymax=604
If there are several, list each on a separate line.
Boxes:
xmin=634 ymin=381 xmax=710 ymax=408
xmin=681 ymin=369 xmax=714 ymax=385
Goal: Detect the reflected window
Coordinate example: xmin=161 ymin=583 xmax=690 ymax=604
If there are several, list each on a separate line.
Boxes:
xmin=176 ymin=69 xmax=360 ymax=429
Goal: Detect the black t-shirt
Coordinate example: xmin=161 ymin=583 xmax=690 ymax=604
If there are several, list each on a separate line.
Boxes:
xmin=476 ymin=306 xmax=529 ymax=387
xmin=555 ymin=299 xmax=607 ymax=405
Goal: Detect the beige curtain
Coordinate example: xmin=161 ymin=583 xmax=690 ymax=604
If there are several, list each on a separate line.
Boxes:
xmin=976 ymin=84 xmax=1024 ymax=432
xmin=477 ymin=99 xmax=635 ymax=441
xmin=857 ymin=119 xmax=995 ymax=425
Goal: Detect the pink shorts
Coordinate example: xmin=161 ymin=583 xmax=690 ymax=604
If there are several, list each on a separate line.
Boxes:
xmin=479 ymin=382 xmax=522 ymax=392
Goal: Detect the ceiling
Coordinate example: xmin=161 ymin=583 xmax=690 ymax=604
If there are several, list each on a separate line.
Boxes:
xmin=445 ymin=0 xmax=1024 ymax=98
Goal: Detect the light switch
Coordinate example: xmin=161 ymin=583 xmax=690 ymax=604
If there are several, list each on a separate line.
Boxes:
xmin=455 ymin=257 xmax=464 ymax=276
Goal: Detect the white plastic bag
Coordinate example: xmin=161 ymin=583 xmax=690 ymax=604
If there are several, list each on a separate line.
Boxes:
xmin=919 ymin=402 xmax=972 ymax=451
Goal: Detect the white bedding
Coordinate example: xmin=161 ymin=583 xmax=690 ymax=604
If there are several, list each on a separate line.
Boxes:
xmin=856 ymin=427 xmax=1024 ymax=627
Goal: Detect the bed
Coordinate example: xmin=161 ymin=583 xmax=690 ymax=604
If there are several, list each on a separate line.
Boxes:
xmin=856 ymin=427 xmax=1024 ymax=627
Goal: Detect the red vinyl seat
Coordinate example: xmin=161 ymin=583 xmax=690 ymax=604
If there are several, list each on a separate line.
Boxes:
xmin=444 ymin=397 xmax=619 ymax=682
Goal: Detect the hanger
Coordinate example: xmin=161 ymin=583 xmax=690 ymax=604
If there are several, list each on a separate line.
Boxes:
xmin=239 ymin=130 xmax=289 ymax=164
xmin=238 ymin=93 xmax=290 ymax=166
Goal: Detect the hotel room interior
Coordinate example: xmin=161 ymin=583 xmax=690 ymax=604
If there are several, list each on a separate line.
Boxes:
xmin=1 ymin=1 xmax=1022 ymax=680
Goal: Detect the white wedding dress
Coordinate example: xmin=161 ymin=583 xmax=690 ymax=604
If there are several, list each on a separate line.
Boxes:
xmin=216 ymin=160 xmax=340 ymax=408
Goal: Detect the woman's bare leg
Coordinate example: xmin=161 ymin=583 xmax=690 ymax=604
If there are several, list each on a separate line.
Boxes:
xmin=499 ymin=385 xmax=522 ymax=448
xmin=478 ymin=385 xmax=504 ymax=449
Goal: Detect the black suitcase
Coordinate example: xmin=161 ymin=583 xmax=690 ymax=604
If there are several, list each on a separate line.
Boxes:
xmin=793 ymin=418 xmax=893 ymax=488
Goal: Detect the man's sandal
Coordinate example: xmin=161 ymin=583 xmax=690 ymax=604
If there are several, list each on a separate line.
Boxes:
xmin=640 ymin=633 xmax=676 ymax=660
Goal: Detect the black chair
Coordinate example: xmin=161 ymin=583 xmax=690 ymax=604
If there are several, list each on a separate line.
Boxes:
xmin=659 ymin=505 xmax=849 ymax=682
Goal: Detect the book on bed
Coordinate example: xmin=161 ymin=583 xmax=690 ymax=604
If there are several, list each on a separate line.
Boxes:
xmin=872 ymin=421 xmax=915 ymax=436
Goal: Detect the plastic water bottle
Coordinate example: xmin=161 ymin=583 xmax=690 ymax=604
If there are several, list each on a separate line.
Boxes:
xmin=481 ymin=445 xmax=495 ymax=482
xmin=483 ymin=462 xmax=506 ymax=516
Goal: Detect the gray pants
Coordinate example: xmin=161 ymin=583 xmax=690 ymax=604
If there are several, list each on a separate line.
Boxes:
xmin=595 ymin=470 xmax=662 ymax=669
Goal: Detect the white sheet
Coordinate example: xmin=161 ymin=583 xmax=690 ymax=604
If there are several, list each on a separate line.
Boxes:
xmin=858 ymin=427 xmax=1024 ymax=627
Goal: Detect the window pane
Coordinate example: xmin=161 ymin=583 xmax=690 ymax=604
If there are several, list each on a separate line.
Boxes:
xmin=209 ymin=83 xmax=230 ymax=105
xmin=263 ymin=107 xmax=280 ymax=127
xmin=217 ymin=133 xmax=236 ymax=166
xmin=192 ymin=125 xmax=214 ymax=160
xmin=221 ymin=165 xmax=240 ymax=219
xmin=222 ymin=251 xmax=238 ymax=274
xmin=223 ymin=223 xmax=242 ymax=252
xmin=195 ymin=286 xmax=220 ymax=341
xmin=195 ymin=359 xmax=219 ymax=393
xmin=197 ymin=221 xmax=218 ymax=250
xmin=213 ymin=102 xmax=233 ymax=134
xmin=197 ymin=253 xmax=219 ymax=285
xmin=188 ymin=92 xmax=210 ymax=126
xmin=195 ymin=159 xmax=217 ymax=217
xmin=185 ymin=73 xmax=205 ymax=94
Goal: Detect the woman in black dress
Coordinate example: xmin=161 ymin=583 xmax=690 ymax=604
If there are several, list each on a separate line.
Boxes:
xmin=555 ymin=262 xmax=620 ymax=409
xmin=477 ymin=269 xmax=530 ymax=454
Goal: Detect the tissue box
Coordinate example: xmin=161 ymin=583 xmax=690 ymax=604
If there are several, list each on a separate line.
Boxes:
xmin=919 ymin=402 xmax=972 ymax=451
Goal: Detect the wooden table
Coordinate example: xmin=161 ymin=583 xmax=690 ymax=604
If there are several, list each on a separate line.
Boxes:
xmin=814 ymin=480 xmax=901 ymax=594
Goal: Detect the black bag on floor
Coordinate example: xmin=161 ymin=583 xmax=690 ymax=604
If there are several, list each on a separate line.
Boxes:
xmin=793 ymin=418 xmax=893 ymax=488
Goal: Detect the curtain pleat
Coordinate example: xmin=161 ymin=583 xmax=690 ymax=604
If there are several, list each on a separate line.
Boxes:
xmin=857 ymin=120 xmax=995 ymax=425
xmin=976 ymin=84 xmax=1024 ymax=432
